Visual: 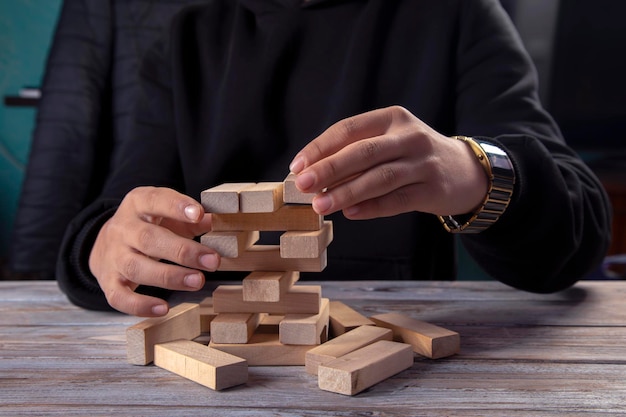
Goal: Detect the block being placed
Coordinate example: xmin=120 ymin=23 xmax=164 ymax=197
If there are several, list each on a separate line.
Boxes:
xmin=126 ymin=303 xmax=201 ymax=365
xmin=280 ymin=221 xmax=333 ymax=259
xmin=370 ymin=312 xmax=460 ymax=359
xmin=328 ymin=300 xmax=375 ymax=337
xmin=217 ymin=245 xmax=327 ymax=273
xmin=239 ymin=182 xmax=284 ymax=213
xmin=242 ymin=270 xmax=300 ymax=302
xmin=211 ymin=205 xmax=322 ymax=232
xmin=154 ymin=340 xmax=248 ymax=391
xmin=200 ymin=230 xmax=259 ymax=258
xmin=201 ymin=183 xmax=255 ymax=213
xmin=317 ymin=340 xmax=414 ymax=396
xmin=212 ymin=284 xmax=321 ymax=314
xmin=305 ymin=325 xmax=393 ymax=375
xmin=283 ymin=172 xmax=316 ymax=204
xmin=280 ymin=298 xmax=330 ymax=345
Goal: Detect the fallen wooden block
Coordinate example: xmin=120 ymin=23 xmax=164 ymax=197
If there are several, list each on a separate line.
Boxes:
xmin=210 ymin=313 xmax=265 ymax=344
xmin=305 ymin=325 xmax=393 ymax=375
xmin=283 ymin=172 xmax=316 ymax=204
xmin=212 ymin=284 xmax=321 ymax=314
xmin=201 ymin=183 xmax=255 ymax=213
xmin=280 ymin=221 xmax=333 ymax=258
xmin=211 ymin=205 xmax=322 ymax=232
xmin=328 ymin=300 xmax=375 ymax=337
xmin=239 ymin=182 xmax=284 ymax=213
xmin=154 ymin=340 xmax=248 ymax=391
xmin=217 ymin=245 xmax=327 ymax=273
xmin=317 ymin=340 xmax=414 ymax=396
xmin=200 ymin=230 xmax=259 ymax=258
xmin=370 ymin=312 xmax=460 ymax=359
xmin=242 ymin=270 xmax=299 ymax=302
xmin=126 ymin=303 xmax=201 ymax=365
xmin=280 ymin=298 xmax=330 ymax=345
xmin=210 ymin=332 xmax=313 ymax=366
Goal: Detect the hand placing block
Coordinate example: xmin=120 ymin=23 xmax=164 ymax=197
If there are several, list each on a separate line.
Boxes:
xmin=283 ymin=172 xmax=316 ymax=204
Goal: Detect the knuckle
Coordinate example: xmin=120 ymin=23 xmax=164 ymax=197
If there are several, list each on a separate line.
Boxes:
xmin=393 ymin=188 xmax=412 ymax=209
xmin=379 ymin=166 xmax=397 ymax=186
xmin=358 ymin=139 xmax=379 ymax=160
xmin=119 ymin=253 xmax=141 ymax=280
xmin=175 ymin=242 xmax=194 ymax=265
xmin=135 ymin=225 xmax=156 ymax=251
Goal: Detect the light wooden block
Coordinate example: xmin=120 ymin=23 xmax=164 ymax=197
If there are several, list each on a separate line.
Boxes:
xmin=280 ymin=298 xmax=330 ymax=345
xmin=317 ymin=340 xmax=414 ymax=396
xmin=242 ymin=270 xmax=299 ymax=302
xmin=370 ymin=312 xmax=460 ymax=359
xmin=283 ymin=172 xmax=316 ymax=204
xmin=239 ymin=182 xmax=284 ymax=213
xmin=211 ymin=205 xmax=322 ymax=231
xmin=200 ymin=230 xmax=259 ymax=258
xmin=210 ymin=312 xmax=265 ymax=344
xmin=210 ymin=332 xmax=313 ymax=366
xmin=305 ymin=325 xmax=393 ymax=375
xmin=126 ymin=303 xmax=201 ymax=365
xmin=280 ymin=221 xmax=333 ymax=258
xmin=212 ymin=284 xmax=321 ymax=314
xmin=154 ymin=340 xmax=247 ymax=390
xmin=201 ymin=183 xmax=255 ymax=213
xmin=328 ymin=300 xmax=375 ymax=337
xmin=217 ymin=245 xmax=327 ymax=272
xmin=199 ymin=297 xmax=217 ymax=333
xmin=257 ymin=314 xmax=284 ymax=333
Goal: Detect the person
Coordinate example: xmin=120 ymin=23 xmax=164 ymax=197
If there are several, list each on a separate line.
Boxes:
xmin=56 ymin=0 xmax=612 ymax=317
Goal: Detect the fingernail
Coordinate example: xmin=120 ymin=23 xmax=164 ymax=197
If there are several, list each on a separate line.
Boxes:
xmin=184 ymin=205 xmax=201 ymax=221
xmin=200 ymin=253 xmax=219 ymax=270
xmin=313 ymin=194 xmax=332 ymax=214
xmin=289 ymin=156 xmax=305 ymax=174
xmin=152 ymin=304 xmax=168 ymax=316
xmin=184 ymin=273 xmax=203 ymax=289
xmin=295 ymin=172 xmax=315 ymax=191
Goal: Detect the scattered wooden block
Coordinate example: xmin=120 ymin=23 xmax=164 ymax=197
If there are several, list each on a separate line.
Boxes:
xmin=217 ymin=245 xmax=327 ymax=273
xmin=211 ymin=205 xmax=322 ymax=232
xmin=212 ymin=284 xmax=321 ymax=314
xmin=201 ymin=183 xmax=255 ymax=213
xmin=126 ymin=303 xmax=201 ymax=365
xmin=305 ymin=325 xmax=393 ymax=375
xmin=239 ymin=182 xmax=284 ymax=213
xmin=317 ymin=340 xmax=414 ymax=396
xmin=200 ymin=230 xmax=259 ymax=258
xmin=210 ymin=313 xmax=265 ymax=344
xmin=242 ymin=270 xmax=299 ymax=302
xmin=283 ymin=172 xmax=316 ymax=204
xmin=154 ymin=340 xmax=248 ymax=391
xmin=328 ymin=300 xmax=375 ymax=337
xmin=280 ymin=298 xmax=330 ymax=345
xmin=280 ymin=221 xmax=333 ymax=258
xmin=370 ymin=312 xmax=460 ymax=359
xmin=210 ymin=332 xmax=313 ymax=366
xmin=199 ymin=297 xmax=217 ymax=333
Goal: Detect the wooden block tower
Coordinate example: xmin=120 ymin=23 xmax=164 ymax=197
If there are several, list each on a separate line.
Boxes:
xmin=200 ymin=173 xmax=333 ymax=366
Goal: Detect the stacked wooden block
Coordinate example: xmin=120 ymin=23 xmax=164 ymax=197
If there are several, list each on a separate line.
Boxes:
xmin=125 ymin=174 xmax=461 ymax=395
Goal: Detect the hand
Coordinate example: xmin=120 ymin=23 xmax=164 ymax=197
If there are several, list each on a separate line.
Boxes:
xmin=288 ymin=105 xmax=489 ymax=219
xmin=89 ymin=186 xmax=218 ymax=317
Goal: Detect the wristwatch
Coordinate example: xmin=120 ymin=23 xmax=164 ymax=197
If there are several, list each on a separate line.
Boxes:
xmin=438 ymin=136 xmax=516 ymax=233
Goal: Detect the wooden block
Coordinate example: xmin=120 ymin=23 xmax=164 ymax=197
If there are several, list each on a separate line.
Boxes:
xmin=126 ymin=303 xmax=201 ymax=365
xmin=210 ymin=332 xmax=313 ymax=366
xmin=242 ymin=270 xmax=299 ymax=302
xmin=210 ymin=313 xmax=265 ymax=344
xmin=201 ymin=183 xmax=255 ymax=213
xmin=280 ymin=221 xmax=333 ymax=258
xmin=257 ymin=314 xmax=284 ymax=333
xmin=370 ymin=312 xmax=460 ymax=359
xmin=211 ymin=205 xmax=322 ymax=231
xmin=217 ymin=245 xmax=327 ymax=272
xmin=199 ymin=297 xmax=217 ymax=333
xmin=239 ymin=182 xmax=284 ymax=213
xmin=212 ymin=284 xmax=321 ymax=314
xmin=200 ymin=230 xmax=259 ymax=257
xmin=317 ymin=340 xmax=414 ymax=396
xmin=283 ymin=172 xmax=316 ymax=204
xmin=328 ymin=300 xmax=375 ymax=337
xmin=280 ymin=298 xmax=330 ymax=345
xmin=154 ymin=340 xmax=247 ymax=390
xmin=305 ymin=325 xmax=393 ymax=375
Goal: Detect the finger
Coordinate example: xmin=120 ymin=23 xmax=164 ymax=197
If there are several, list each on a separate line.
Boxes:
xmin=341 ymin=183 xmax=431 ymax=220
xmin=128 ymin=186 xmax=204 ymax=225
xmin=289 ymin=108 xmax=394 ymax=175
xmin=115 ymin=251 xmax=207 ymax=292
xmin=102 ymin=281 xmax=170 ymax=317
xmin=160 ymin=212 xmax=212 ymax=238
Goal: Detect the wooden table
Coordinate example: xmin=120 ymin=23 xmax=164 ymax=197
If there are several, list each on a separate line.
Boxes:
xmin=1 ymin=280 xmax=625 ymax=416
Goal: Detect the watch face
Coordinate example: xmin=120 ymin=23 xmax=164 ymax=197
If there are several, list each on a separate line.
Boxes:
xmin=479 ymin=142 xmax=514 ymax=175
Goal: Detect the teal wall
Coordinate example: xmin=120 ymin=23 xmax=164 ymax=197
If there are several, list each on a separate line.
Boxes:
xmin=0 ymin=0 xmax=62 ymax=261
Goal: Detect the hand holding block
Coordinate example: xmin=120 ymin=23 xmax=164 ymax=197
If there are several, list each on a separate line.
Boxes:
xmin=283 ymin=172 xmax=316 ymax=204
xmin=154 ymin=340 xmax=248 ymax=390
xmin=370 ymin=312 xmax=460 ymax=359
xmin=317 ymin=340 xmax=414 ymax=396
xmin=126 ymin=303 xmax=201 ymax=365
